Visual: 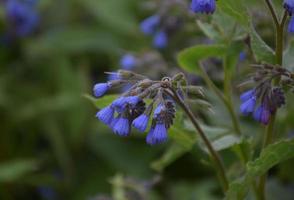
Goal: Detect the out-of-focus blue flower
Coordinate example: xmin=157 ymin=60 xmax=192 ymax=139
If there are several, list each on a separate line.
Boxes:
xmin=190 ymin=0 xmax=216 ymax=14
xmin=239 ymin=52 xmax=246 ymax=61
xmin=120 ymin=54 xmax=137 ymax=70
xmin=140 ymin=15 xmax=160 ymax=35
xmin=253 ymin=105 xmax=271 ymax=125
xmin=5 ymin=0 xmax=39 ymax=37
xmin=153 ymin=30 xmax=168 ymax=49
xmin=146 ymin=123 xmax=167 ymax=145
xmin=240 ymin=90 xmax=256 ymax=115
xmin=132 ymin=114 xmax=149 ymax=132
xmin=96 ymin=106 xmax=115 ymax=125
xmin=284 ymin=0 xmax=294 ymax=15
xmin=288 ymin=16 xmax=294 ymax=33
xmin=93 ymin=83 xmax=111 ymax=97
xmin=112 ymin=117 xmax=130 ymax=136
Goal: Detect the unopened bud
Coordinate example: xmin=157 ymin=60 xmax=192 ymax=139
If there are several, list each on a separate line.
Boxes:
xmin=172 ymin=72 xmax=185 ymax=81
xmin=183 ymin=86 xmax=205 ymax=98
xmin=118 ymin=70 xmax=146 ymax=80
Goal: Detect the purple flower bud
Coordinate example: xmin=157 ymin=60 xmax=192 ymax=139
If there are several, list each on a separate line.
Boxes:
xmin=240 ymin=96 xmax=256 ymax=115
xmin=288 ymin=16 xmax=294 ymax=33
xmin=120 ymin=54 xmax=137 ymax=70
xmin=153 ymin=30 xmax=168 ymax=49
xmin=132 ymin=114 xmax=149 ymax=132
xmin=239 ymin=52 xmax=246 ymax=61
xmin=96 ymin=106 xmax=114 ymax=125
xmin=112 ymin=117 xmax=130 ymax=136
xmin=284 ymin=0 xmax=294 ymax=15
xmin=190 ymin=0 xmax=216 ymax=14
xmin=146 ymin=123 xmax=167 ymax=145
xmin=140 ymin=15 xmax=160 ymax=35
xmin=93 ymin=83 xmax=110 ymax=97
xmin=253 ymin=105 xmax=271 ymax=125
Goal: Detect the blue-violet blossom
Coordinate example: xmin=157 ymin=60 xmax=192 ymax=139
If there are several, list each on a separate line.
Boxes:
xmin=190 ymin=0 xmax=216 ymax=14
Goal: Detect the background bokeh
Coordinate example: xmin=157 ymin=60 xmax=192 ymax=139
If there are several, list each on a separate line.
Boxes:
xmin=0 ymin=0 xmax=294 ymax=200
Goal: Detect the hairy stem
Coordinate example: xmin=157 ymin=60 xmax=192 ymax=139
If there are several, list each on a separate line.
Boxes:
xmin=258 ymin=3 xmax=287 ymax=199
xmin=168 ymin=88 xmax=229 ymax=192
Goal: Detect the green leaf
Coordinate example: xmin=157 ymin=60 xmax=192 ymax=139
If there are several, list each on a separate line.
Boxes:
xmin=84 ymin=94 xmax=117 ymax=109
xmin=177 ymin=45 xmax=226 ymax=74
xmin=249 ymin=23 xmax=275 ymax=63
xmin=226 ymin=139 xmax=294 ymax=199
xmin=211 ymin=135 xmax=241 ymax=152
xmin=283 ymin=39 xmax=294 ymax=70
xmin=0 ymin=159 xmax=38 ymax=182
xmin=217 ymin=0 xmax=249 ymax=28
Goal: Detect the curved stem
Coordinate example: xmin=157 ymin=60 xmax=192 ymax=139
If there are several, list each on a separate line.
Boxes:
xmin=264 ymin=0 xmax=279 ymax=27
xmin=168 ymin=88 xmax=229 ymax=192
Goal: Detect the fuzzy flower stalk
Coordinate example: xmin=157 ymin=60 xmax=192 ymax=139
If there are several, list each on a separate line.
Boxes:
xmin=93 ymin=70 xmax=229 ymax=191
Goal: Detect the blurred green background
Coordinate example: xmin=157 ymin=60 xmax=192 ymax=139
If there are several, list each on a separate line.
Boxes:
xmin=0 ymin=0 xmax=294 ymax=200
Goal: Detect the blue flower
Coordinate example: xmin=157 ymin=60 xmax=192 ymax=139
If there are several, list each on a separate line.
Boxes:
xmin=239 ymin=52 xmax=246 ymax=61
xmin=284 ymin=0 xmax=294 ymax=15
xmin=240 ymin=96 xmax=256 ymax=115
xmin=112 ymin=96 xmax=140 ymax=108
xmin=146 ymin=123 xmax=167 ymax=145
xmin=240 ymin=89 xmax=255 ymax=102
xmin=190 ymin=0 xmax=216 ymax=14
xmin=93 ymin=83 xmax=110 ymax=97
xmin=140 ymin=15 xmax=160 ymax=35
xmin=120 ymin=54 xmax=137 ymax=70
xmin=112 ymin=117 xmax=130 ymax=136
xmin=288 ymin=16 xmax=294 ymax=33
xmin=5 ymin=0 xmax=39 ymax=37
xmin=253 ymin=105 xmax=271 ymax=125
xmin=96 ymin=106 xmax=114 ymax=125
xmin=153 ymin=30 xmax=168 ymax=49
xmin=132 ymin=114 xmax=149 ymax=132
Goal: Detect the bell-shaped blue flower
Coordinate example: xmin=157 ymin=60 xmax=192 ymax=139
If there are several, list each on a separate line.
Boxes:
xmin=140 ymin=15 xmax=160 ymax=35
xmin=146 ymin=123 xmax=168 ymax=145
xmin=132 ymin=114 xmax=149 ymax=132
xmin=253 ymin=105 xmax=271 ymax=125
xmin=288 ymin=16 xmax=294 ymax=33
xmin=93 ymin=83 xmax=110 ymax=97
xmin=240 ymin=96 xmax=256 ymax=115
xmin=6 ymin=0 xmax=39 ymax=37
xmin=153 ymin=30 xmax=168 ymax=49
xmin=112 ymin=117 xmax=130 ymax=136
xmin=120 ymin=54 xmax=137 ymax=70
xmin=96 ymin=106 xmax=114 ymax=125
xmin=284 ymin=0 xmax=294 ymax=15
xmin=190 ymin=0 xmax=216 ymax=14
xmin=240 ymin=89 xmax=255 ymax=102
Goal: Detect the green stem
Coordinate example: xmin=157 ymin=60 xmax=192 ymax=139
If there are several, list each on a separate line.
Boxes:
xmin=258 ymin=3 xmax=287 ymax=200
xmin=199 ymin=64 xmax=241 ymax=135
xmin=168 ymin=88 xmax=229 ymax=192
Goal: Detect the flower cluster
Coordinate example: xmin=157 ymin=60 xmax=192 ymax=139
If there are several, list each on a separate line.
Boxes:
xmin=240 ymin=64 xmax=294 ymax=125
xmin=93 ymin=71 xmax=199 ymax=145
xmin=5 ymin=0 xmax=39 ymax=37
xmin=190 ymin=0 xmax=216 ymax=14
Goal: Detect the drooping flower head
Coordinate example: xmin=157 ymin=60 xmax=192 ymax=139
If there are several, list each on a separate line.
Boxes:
xmin=240 ymin=64 xmax=289 ymax=125
xmin=93 ymin=83 xmax=111 ymax=97
xmin=284 ymin=0 xmax=294 ymax=15
xmin=190 ymin=0 xmax=216 ymax=14
xmin=93 ymin=71 xmax=200 ymax=145
xmin=5 ymin=0 xmax=39 ymax=37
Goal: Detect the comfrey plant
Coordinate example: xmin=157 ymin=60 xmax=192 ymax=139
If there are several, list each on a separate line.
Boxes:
xmin=93 ymin=70 xmax=229 ymax=189
xmin=4 ymin=0 xmax=39 ymax=37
